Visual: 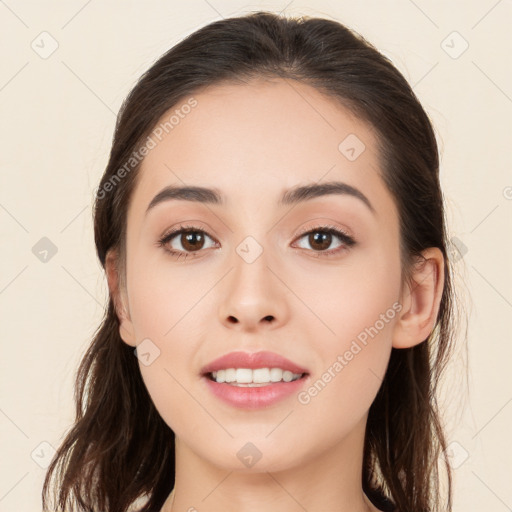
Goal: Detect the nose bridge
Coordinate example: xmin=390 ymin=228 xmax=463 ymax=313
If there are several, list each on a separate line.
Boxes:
xmin=218 ymin=231 xmax=288 ymax=331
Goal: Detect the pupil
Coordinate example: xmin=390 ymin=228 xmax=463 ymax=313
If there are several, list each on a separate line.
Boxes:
xmin=183 ymin=231 xmax=203 ymax=250
xmin=311 ymin=232 xmax=331 ymax=250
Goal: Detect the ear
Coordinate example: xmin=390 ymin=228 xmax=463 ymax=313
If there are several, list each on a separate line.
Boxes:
xmin=105 ymin=249 xmax=136 ymax=347
xmin=392 ymin=247 xmax=445 ymax=349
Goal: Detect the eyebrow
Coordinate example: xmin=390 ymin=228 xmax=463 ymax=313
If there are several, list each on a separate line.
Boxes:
xmin=145 ymin=181 xmax=375 ymax=215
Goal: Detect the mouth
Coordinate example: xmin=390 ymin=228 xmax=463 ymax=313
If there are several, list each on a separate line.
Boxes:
xmin=199 ymin=351 xmax=310 ymax=409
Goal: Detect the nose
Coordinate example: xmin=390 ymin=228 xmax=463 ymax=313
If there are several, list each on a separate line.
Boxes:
xmin=218 ymin=247 xmax=290 ymax=332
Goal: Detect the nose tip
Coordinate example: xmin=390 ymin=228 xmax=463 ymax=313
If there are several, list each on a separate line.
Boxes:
xmin=219 ymin=248 xmax=290 ymax=331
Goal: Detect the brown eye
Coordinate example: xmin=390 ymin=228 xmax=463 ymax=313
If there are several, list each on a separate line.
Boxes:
xmin=293 ymin=226 xmax=355 ymax=255
xmin=307 ymin=231 xmax=333 ymax=251
xmin=180 ymin=230 xmax=206 ymax=252
xmin=158 ymin=226 xmax=217 ymax=258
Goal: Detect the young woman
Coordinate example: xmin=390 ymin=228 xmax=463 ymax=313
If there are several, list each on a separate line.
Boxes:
xmin=42 ymin=11 xmax=458 ymax=512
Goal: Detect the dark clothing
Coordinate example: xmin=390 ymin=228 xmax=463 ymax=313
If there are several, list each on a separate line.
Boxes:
xmin=367 ymin=488 xmax=397 ymax=511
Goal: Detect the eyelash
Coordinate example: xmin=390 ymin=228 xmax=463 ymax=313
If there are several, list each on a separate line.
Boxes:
xmin=156 ymin=223 xmax=356 ymax=260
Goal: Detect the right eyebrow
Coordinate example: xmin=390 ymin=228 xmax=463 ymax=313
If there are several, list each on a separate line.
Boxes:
xmin=145 ymin=185 xmax=224 ymax=216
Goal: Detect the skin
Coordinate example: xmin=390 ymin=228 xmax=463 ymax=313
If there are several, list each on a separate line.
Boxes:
xmin=106 ymin=78 xmax=445 ymax=512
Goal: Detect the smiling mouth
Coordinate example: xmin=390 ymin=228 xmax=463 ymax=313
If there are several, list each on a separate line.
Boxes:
xmin=205 ymin=368 xmax=309 ymax=387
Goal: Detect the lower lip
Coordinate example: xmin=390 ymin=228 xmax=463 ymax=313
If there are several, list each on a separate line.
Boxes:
xmin=202 ymin=374 xmax=309 ymax=409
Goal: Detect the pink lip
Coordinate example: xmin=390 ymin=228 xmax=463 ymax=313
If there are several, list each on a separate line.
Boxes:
xmin=200 ymin=350 xmax=310 ymax=410
xmin=202 ymin=375 xmax=310 ymax=410
xmin=200 ymin=350 xmax=309 ymax=375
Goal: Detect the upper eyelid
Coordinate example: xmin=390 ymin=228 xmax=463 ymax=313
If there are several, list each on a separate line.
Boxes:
xmin=160 ymin=221 xmax=215 ymax=238
xmin=294 ymin=223 xmax=352 ymax=239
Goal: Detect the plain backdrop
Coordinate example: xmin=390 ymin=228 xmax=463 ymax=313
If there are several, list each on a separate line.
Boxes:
xmin=1 ymin=1 xmax=511 ymax=510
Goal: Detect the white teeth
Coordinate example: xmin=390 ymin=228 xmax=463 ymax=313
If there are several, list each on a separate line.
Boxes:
xmin=253 ymin=368 xmax=270 ymax=383
xmin=210 ymin=368 xmax=303 ymax=385
xmin=236 ymin=368 xmax=253 ymax=383
xmin=225 ymin=368 xmax=236 ymax=383
xmin=269 ymin=367 xmax=283 ymax=382
xmin=283 ymin=370 xmax=294 ymax=382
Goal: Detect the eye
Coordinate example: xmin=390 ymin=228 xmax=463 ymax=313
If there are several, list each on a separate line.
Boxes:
xmin=292 ymin=225 xmax=356 ymax=256
xmin=157 ymin=224 xmax=218 ymax=260
xmin=157 ymin=223 xmax=356 ymax=260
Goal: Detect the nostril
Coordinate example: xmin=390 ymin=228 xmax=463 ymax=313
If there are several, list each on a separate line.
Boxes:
xmin=227 ymin=316 xmax=238 ymax=324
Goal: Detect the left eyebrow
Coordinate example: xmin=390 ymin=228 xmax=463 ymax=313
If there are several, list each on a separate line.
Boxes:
xmin=145 ymin=181 xmax=376 ymax=216
xmin=279 ymin=181 xmax=375 ymax=215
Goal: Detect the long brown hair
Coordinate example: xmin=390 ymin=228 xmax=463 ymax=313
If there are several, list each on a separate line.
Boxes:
xmin=42 ymin=11 xmax=461 ymax=512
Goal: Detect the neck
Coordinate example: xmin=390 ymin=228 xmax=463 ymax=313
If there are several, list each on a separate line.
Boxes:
xmin=161 ymin=416 xmax=380 ymax=512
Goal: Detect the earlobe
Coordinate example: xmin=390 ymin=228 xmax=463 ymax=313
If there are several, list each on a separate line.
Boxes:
xmin=392 ymin=247 xmax=445 ymax=349
xmin=105 ymin=249 xmax=137 ymax=347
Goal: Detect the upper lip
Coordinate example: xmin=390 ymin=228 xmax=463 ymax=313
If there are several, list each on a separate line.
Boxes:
xmin=201 ymin=350 xmax=309 ymax=375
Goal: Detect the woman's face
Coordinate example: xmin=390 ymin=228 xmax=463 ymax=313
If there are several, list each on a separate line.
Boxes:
xmin=116 ymin=78 xmax=405 ymax=472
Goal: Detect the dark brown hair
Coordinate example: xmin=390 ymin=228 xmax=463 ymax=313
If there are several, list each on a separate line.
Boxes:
xmin=42 ymin=11 xmax=460 ymax=512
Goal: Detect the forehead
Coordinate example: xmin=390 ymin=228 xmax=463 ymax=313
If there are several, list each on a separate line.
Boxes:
xmin=130 ymin=78 xmax=394 ymax=221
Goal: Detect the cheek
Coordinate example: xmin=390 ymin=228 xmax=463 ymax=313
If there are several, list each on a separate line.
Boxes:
xmin=126 ymin=249 xmax=215 ymax=339
xmin=294 ymin=242 xmax=401 ymax=350
xmin=293 ymin=253 xmax=401 ymax=426
xmin=124 ymin=255 xmax=212 ymax=431
xmin=294 ymin=302 xmax=398 ymax=449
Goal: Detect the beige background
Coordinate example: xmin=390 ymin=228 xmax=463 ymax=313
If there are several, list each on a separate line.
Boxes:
xmin=1 ymin=1 xmax=511 ymax=510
